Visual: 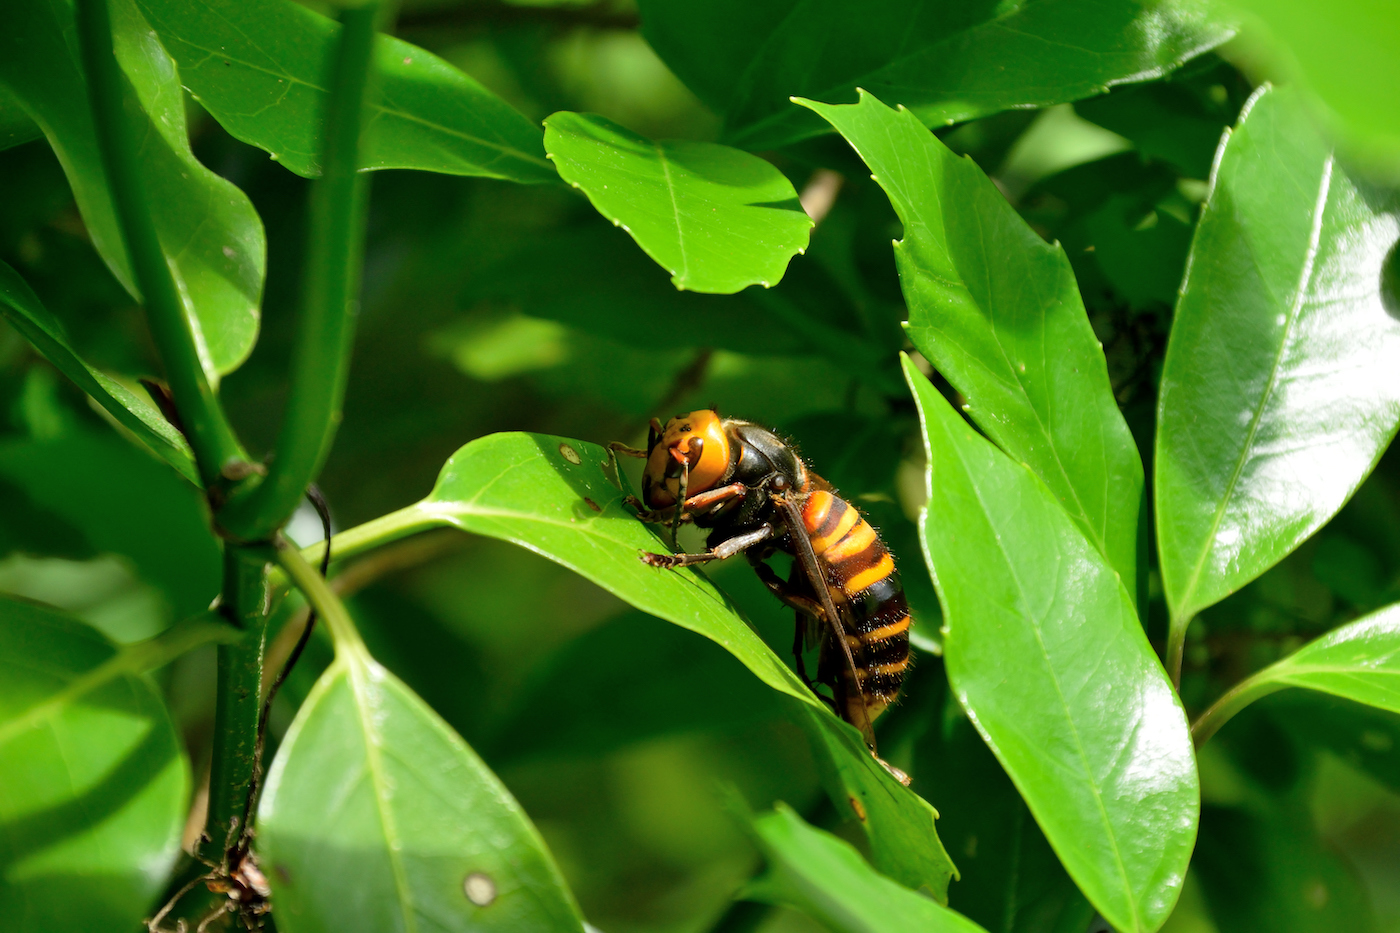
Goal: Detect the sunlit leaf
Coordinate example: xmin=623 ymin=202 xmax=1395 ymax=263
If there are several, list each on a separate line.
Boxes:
xmin=744 ymin=803 xmax=987 ymax=933
xmin=0 ymin=260 xmax=197 ymax=483
xmin=800 ymin=91 xmax=1143 ymax=597
xmin=906 ymin=357 xmax=1197 ymax=933
xmin=258 ymin=640 xmax=586 ymax=933
xmin=316 ymin=431 xmax=957 ymax=897
xmin=137 ymin=0 xmax=556 ymax=183
xmin=1155 ymin=86 xmax=1400 ymax=652
xmin=0 ymin=596 xmax=188 ymax=933
xmin=544 ymin=112 xmax=812 ymax=293
xmin=0 ymin=0 xmax=265 ymax=380
xmin=638 ymin=0 xmax=1233 ymax=150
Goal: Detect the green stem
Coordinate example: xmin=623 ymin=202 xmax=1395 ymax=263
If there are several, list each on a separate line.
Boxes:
xmin=73 ymin=0 xmax=244 ymax=488
xmin=1166 ymin=614 xmax=1190 ymax=688
xmin=218 ymin=3 xmax=382 ymax=541
xmin=199 ymin=546 xmax=270 ymax=862
xmin=277 ymin=536 xmax=365 ymax=656
xmin=1190 ymin=672 xmax=1285 ymax=748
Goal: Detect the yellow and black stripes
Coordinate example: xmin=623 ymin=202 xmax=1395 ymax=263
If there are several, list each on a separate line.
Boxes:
xmin=802 ymin=490 xmax=911 ymax=704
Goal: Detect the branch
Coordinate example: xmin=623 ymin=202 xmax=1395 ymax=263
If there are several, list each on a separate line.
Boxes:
xmin=73 ymin=0 xmax=245 ymax=488
xmin=218 ymin=3 xmax=383 ymax=541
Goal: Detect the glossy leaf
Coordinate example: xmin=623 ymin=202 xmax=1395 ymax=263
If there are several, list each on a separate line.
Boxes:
xmin=544 ymin=112 xmax=811 ymax=293
xmin=0 ymin=260 xmax=197 ymax=483
xmin=906 ymin=358 xmax=1197 ymax=933
xmin=801 ymin=91 xmax=1143 ymax=595
xmin=637 ymin=0 xmax=1233 ymax=150
xmin=317 ymin=431 xmax=957 ymax=897
xmin=0 ymin=0 xmax=265 ymax=379
xmin=745 ymin=804 xmax=987 ymax=933
xmin=1155 ymin=86 xmax=1400 ymax=642
xmin=0 ymin=596 xmax=188 ymax=932
xmin=136 ymin=0 xmax=555 ymax=183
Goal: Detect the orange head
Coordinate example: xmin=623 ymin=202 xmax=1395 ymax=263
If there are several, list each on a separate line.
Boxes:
xmin=642 ymin=410 xmax=731 ymax=508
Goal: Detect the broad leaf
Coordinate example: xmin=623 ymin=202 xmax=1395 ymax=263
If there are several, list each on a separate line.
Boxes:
xmin=0 ymin=0 xmax=265 ymax=380
xmin=801 ymin=91 xmax=1143 ymax=597
xmin=258 ymin=637 xmax=585 ymax=933
xmin=0 ymin=86 xmax=40 ymax=152
xmin=744 ymin=804 xmax=988 ymax=933
xmin=637 ymin=0 xmax=1233 ymax=150
xmin=0 ymin=431 xmax=220 ymax=620
xmin=0 ymin=260 xmax=197 ymax=483
xmin=544 ymin=112 xmax=812 ymax=294
xmin=1155 ymin=86 xmax=1400 ymax=647
xmin=137 ymin=0 xmax=555 ymax=184
xmin=316 ymin=431 xmax=957 ymax=897
xmin=0 ymin=597 xmax=188 ymax=932
xmin=907 ymin=358 xmax=1197 ymax=933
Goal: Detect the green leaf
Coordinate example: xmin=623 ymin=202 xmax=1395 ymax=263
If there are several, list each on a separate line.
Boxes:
xmin=317 ymin=431 xmax=957 ymax=897
xmin=257 ymin=638 xmax=586 ymax=933
xmin=136 ymin=0 xmax=556 ymax=184
xmin=1228 ymin=0 xmax=1400 ymax=175
xmin=0 ymin=0 xmax=265 ymax=380
xmin=0 ymin=260 xmax=198 ymax=483
xmin=0 ymin=85 xmax=40 ymax=152
xmin=0 ymin=431 xmax=220 ymax=619
xmin=744 ymin=803 xmax=987 ymax=933
xmin=1155 ymin=86 xmax=1400 ymax=646
xmin=1193 ymin=601 xmax=1400 ymax=745
xmin=0 ymin=596 xmax=188 ymax=932
xmin=800 ymin=91 xmax=1143 ymax=597
xmin=905 ymin=357 xmax=1198 ymax=933
xmin=637 ymin=0 xmax=1233 ymax=150
xmin=543 ymin=112 xmax=812 ymax=294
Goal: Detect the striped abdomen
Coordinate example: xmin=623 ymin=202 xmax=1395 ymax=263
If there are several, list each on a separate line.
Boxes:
xmin=801 ymin=488 xmax=911 ymax=721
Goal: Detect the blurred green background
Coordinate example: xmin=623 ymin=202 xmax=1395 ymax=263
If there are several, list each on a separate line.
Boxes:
xmin=4 ymin=1 xmax=1400 ymax=930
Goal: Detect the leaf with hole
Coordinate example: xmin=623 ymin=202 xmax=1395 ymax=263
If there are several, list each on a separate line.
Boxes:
xmin=544 ymin=112 xmax=812 ymax=294
xmin=800 ymin=90 xmax=1143 ymax=598
xmin=906 ymin=357 xmax=1197 ymax=933
xmin=0 ymin=597 xmax=188 ymax=933
xmin=0 ymin=0 xmax=265 ymax=380
xmin=1155 ymin=85 xmax=1400 ymax=658
xmin=137 ymin=0 xmax=555 ymax=183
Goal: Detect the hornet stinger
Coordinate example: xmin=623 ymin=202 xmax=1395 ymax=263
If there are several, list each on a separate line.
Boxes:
xmin=611 ymin=410 xmax=911 ymax=780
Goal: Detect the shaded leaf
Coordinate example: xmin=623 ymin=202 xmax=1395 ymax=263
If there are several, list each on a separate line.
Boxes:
xmin=0 ymin=86 xmax=40 ymax=152
xmin=801 ymin=91 xmax=1143 ymax=596
xmin=0 ymin=596 xmax=188 ymax=932
xmin=0 ymin=0 xmax=265 ymax=379
xmin=1155 ymin=86 xmax=1400 ymax=641
xmin=0 ymin=430 xmax=220 ymax=619
xmin=638 ymin=0 xmax=1233 ymax=150
xmin=744 ymin=803 xmax=987 ymax=933
xmin=544 ymin=112 xmax=811 ymax=293
xmin=319 ymin=431 xmax=957 ymax=897
xmin=906 ymin=357 xmax=1197 ymax=933
xmin=137 ymin=0 xmax=556 ymax=183
xmin=258 ymin=640 xmax=586 ymax=933
xmin=0 ymin=259 xmax=198 ymax=483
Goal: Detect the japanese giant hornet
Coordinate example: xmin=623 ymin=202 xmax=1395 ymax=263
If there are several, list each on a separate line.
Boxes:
xmin=611 ymin=410 xmax=911 ymax=768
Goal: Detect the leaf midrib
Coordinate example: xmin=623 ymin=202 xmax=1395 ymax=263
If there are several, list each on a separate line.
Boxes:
xmin=1173 ymin=155 xmax=1334 ymax=623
